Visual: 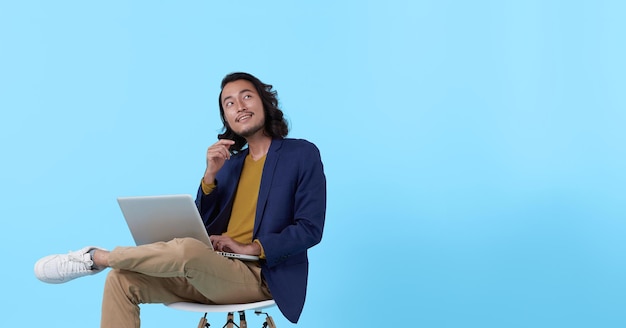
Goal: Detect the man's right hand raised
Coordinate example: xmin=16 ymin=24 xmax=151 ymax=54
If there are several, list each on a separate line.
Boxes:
xmin=203 ymin=139 xmax=235 ymax=185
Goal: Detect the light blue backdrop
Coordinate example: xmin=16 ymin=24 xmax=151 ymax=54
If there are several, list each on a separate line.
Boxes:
xmin=1 ymin=1 xmax=624 ymax=327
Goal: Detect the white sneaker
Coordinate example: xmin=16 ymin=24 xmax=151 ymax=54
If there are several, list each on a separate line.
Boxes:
xmin=34 ymin=246 xmax=106 ymax=284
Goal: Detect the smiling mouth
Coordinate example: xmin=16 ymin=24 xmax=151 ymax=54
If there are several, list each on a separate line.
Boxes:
xmin=236 ymin=113 xmax=253 ymax=122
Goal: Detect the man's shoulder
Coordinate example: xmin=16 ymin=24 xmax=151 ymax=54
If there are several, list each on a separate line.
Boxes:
xmin=275 ymin=138 xmax=322 ymax=164
xmin=278 ymin=138 xmax=319 ymax=151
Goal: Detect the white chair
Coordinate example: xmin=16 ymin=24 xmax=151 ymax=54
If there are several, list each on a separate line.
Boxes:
xmin=165 ymin=299 xmax=276 ymax=328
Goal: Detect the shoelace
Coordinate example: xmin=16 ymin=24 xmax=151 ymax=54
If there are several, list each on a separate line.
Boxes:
xmin=59 ymin=251 xmax=94 ymax=277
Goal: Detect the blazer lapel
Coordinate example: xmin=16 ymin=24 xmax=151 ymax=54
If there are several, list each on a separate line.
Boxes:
xmin=254 ymin=139 xmax=282 ymax=235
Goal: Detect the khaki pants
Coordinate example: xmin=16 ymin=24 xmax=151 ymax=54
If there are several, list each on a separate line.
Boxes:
xmin=100 ymin=237 xmax=272 ymax=328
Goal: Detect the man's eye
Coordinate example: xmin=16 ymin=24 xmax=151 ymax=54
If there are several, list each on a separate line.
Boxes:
xmin=244 ymin=95 xmax=251 ymax=99
xmin=226 ymin=102 xmax=233 ymax=107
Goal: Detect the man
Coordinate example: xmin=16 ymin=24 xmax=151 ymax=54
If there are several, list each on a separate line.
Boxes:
xmin=34 ymin=72 xmax=327 ymax=327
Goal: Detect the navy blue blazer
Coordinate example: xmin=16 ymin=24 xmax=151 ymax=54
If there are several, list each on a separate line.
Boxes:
xmin=195 ymin=138 xmax=327 ymax=323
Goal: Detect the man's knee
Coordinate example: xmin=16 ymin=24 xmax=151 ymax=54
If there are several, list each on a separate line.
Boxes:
xmin=173 ymin=237 xmax=211 ymax=257
xmin=170 ymin=237 xmax=222 ymax=271
xmin=104 ymin=269 xmax=135 ymax=290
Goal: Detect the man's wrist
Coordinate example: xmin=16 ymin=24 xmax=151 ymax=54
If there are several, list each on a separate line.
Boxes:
xmin=201 ymin=178 xmax=216 ymax=194
xmin=249 ymin=241 xmax=262 ymax=256
xmin=252 ymin=239 xmax=265 ymax=258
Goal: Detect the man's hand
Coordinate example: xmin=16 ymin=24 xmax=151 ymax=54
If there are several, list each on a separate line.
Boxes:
xmin=209 ymin=235 xmax=261 ymax=256
xmin=203 ymin=139 xmax=235 ymax=185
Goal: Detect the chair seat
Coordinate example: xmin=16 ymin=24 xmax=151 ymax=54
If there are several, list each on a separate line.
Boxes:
xmin=165 ymin=299 xmax=275 ymax=313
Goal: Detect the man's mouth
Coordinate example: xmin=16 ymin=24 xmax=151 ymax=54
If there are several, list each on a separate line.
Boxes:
xmin=236 ymin=113 xmax=253 ymax=122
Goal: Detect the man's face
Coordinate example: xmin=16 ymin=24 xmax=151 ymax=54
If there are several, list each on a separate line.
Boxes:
xmin=221 ymin=79 xmax=266 ymax=138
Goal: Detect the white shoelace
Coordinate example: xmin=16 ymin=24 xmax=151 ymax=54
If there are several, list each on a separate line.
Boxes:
xmin=59 ymin=251 xmax=94 ymax=277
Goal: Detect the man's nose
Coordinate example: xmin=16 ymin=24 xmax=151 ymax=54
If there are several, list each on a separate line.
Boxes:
xmin=236 ymin=100 xmax=246 ymax=111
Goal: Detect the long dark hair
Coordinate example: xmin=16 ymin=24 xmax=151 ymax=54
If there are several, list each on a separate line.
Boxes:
xmin=217 ymin=72 xmax=289 ymax=154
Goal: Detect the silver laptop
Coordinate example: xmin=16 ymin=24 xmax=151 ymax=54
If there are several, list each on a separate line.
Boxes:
xmin=117 ymin=194 xmax=259 ymax=261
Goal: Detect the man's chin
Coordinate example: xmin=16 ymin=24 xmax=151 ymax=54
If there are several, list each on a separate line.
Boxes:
xmin=237 ymin=126 xmax=264 ymax=139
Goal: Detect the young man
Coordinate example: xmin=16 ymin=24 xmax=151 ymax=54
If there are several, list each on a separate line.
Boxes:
xmin=34 ymin=72 xmax=327 ymax=327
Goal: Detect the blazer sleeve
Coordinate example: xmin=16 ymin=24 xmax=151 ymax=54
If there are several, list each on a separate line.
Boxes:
xmin=258 ymin=141 xmax=327 ymax=267
xmin=195 ymin=185 xmax=219 ymax=226
xmin=194 ymin=152 xmax=245 ymax=234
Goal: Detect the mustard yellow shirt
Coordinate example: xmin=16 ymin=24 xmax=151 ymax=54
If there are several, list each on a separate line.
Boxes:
xmin=201 ymin=153 xmax=266 ymax=257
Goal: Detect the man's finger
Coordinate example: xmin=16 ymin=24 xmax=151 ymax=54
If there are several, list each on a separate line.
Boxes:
xmin=216 ymin=139 xmax=235 ymax=146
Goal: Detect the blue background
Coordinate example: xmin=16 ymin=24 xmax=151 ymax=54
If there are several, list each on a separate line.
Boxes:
xmin=1 ymin=1 xmax=625 ymax=327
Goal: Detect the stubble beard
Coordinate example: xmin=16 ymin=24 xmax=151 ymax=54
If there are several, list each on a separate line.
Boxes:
xmin=236 ymin=120 xmax=265 ymax=139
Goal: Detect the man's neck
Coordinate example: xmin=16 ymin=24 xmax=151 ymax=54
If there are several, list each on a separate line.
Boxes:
xmin=246 ymin=134 xmax=272 ymax=161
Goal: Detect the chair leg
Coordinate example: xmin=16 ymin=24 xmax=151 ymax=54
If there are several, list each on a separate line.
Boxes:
xmin=254 ymin=311 xmax=276 ymax=328
xmin=263 ymin=316 xmax=276 ymax=328
xmin=197 ymin=313 xmax=209 ymax=328
xmin=193 ymin=310 xmax=275 ymax=328
xmin=223 ymin=312 xmax=239 ymax=328
xmin=238 ymin=311 xmax=248 ymax=328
